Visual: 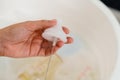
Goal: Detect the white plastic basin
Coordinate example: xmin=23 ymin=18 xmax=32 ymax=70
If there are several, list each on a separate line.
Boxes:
xmin=0 ymin=0 xmax=120 ymax=80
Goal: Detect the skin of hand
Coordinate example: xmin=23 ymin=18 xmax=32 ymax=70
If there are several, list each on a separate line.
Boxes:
xmin=0 ymin=20 xmax=73 ymax=58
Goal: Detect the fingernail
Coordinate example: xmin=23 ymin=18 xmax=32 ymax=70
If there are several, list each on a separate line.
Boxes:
xmin=51 ymin=19 xmax=57 ymax=21
xmin=50 ymin=19 xmax=57 ymax=25
xmin=51 ymin=19 xmax=57 ymax=23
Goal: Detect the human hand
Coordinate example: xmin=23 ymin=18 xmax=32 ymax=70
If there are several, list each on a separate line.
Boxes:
xmin=0 ymin=20 xmax=73 ymax=58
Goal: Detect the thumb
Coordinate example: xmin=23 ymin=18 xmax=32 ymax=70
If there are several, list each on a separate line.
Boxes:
xmin=32 ymin=19 xmax=57 ymax=30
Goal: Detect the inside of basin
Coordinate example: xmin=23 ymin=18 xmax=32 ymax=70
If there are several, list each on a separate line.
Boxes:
xmin=0 ymin=0 xmax=118 ymax=80
xmin=7 ymin=33 xmax=100 ymax=80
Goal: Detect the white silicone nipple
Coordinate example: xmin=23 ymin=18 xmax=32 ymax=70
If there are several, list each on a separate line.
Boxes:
xmin=42 ymin=20 xmax=67 ymax=42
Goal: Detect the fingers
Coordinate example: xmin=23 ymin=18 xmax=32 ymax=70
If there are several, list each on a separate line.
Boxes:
xmin=56 ymin=37 xmax=73 ymax=48
xmin=44 ymin=41 xmax=64 ymax=56
xmin=35 ymin=20 xmax=73 ymax=44
xmin=66 ymin=37 xmax=73 ymax=44
xmin=56 ymin=26 xmax=73 ymax=47
xmin=50 ymin=37 xmax=73 ymax=56
xmin=27 ymin=19 xmax=70 ymax=33
xmin=56 ymin=41 xmax=64 ymax=47
xmin=33 ymin=19 xmax=57 ymax=30
xmin=62 ymin=26 xmax=73 ymax=43
xmin=55 ymin=37 xmax=73 ymax=47
xmin=39 ymin=37 xmax=73 ymax=56
xmin=62 ymin=26 xmax=69 ymax=34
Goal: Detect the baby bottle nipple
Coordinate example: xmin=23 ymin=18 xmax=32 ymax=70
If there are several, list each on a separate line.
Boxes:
xmin=42 ymin=19 xmax=67 ymax=43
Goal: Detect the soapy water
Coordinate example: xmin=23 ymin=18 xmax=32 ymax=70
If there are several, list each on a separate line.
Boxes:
xmin=15 ymin=34 xmax=100 ymax=80
xmin=17 ymin=55 xmax=62 ymax=80
xmin=16 ymin=50 xmax=100 ymax=80
xmin=54 ymin=51 xmax=100 ymax=80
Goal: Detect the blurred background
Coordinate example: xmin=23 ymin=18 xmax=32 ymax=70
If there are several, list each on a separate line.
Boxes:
xmin=101 ymin=0 xmax=120 ymax=23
